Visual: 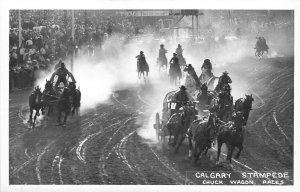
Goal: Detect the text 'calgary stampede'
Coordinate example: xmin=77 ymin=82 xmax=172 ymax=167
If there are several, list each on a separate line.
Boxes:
xmin=188 ymin=171 xmax=290 ymax=185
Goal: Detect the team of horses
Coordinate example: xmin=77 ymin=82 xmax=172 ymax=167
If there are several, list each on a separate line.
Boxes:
xmin=28 ymin=80 xmax=81 ymax=128
xmin=164 ymin=83 xmax=254 ymax=166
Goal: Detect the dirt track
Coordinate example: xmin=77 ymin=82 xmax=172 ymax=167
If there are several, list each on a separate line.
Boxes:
xmin=9 ymin=56 xmax=294 ymax=185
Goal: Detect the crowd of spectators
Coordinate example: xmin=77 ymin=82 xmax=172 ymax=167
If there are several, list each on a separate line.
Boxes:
xmin=9 ymin=10 xmax=149 ymax=91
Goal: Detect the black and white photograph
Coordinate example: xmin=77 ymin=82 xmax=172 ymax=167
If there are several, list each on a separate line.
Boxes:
xmin=1 ymin=0 xmax=300 ymax=191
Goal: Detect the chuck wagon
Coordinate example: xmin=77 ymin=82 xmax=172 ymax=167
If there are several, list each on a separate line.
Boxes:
xmin=153 ymin=90 xmax=198 ymax=144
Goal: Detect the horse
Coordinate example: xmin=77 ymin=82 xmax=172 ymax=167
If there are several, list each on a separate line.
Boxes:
xmin=68 ymin=82 xmax=81 ymax=115
xmin=42 ymin=79 xmax=57 ymax=116
xmin=187 ymin=113 xmax=218 ymax=164
xmin=254 ymin=45 xmax=268 ymax=58
xmin=28 ymin=86 xmax=44 ymax=128
xmin=216 ymin=111 xmax=245 ymax=164
xmin=172 ymin=105 xmax=198 ymax=153
xmin=157 ymin=55 xmax=168 ymax=71
xmin=137 ymin=59 xmax=149 ymax=82
xmin=169 ymin=63 xmax=182 ymax=86
xmin=177 ymin=54 xmax=186 ymax=69
xmin=56 ymin=87 xmax=72 ymax=127
xmin=234 ymin=94 xmax=254 ymax=125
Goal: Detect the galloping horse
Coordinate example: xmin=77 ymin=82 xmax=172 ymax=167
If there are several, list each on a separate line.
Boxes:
xmin=68 ymin=82 xmax=81 ymax=115
xmin=216 ymin=111 xmax=245 ymax=164
xmin=137 ymin=58 xmax=149 ymax=81
xmin=57 ymin=87 xmax=72 ymax=127
xmin=234 ymin=94 xmax=254 ymax=125
xmin=28 ymin=86 xmax=44 ymax=128
xmin=173 ymin=105 xmax=198 ymax=153
xmin=157 ymin=55 xmax=168 ymax=71
xmin=169 ymin=63 xmax=182 ymax=86
xmin=187 ymin=113 xmax=218 ymax=164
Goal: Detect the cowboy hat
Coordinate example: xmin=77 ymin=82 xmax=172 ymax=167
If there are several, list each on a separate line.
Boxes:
xmin=179 ymin=85 xmax=187 ymax=90
xmin=203 ymin=59 xmax=211 ymax=64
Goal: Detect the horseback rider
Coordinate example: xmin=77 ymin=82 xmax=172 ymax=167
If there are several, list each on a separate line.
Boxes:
xmin=175 ymin=44 xmax=183 ymax=56
xmin=136 ymin=51 xmax=148 ymax=71
xmin=173 ymin=85 xmax=192 ymax=110
xmin=175 ymin=44 xmax=186 ymax=67
xmin=157 ymin=44 xmax=168 ymax=70
xmin=159 ymin=44 xmax=168 ymax=58
xmin=255 ymin=37 xmax=262 ymax=51
xmin=50 ymin=62 xmax=76 ymax=88
xmin=170 ymin=53 xmax=179 ymax=65
xmin=197 ymin=83 xmax=213 ymax=106
xmin=255 ymin=36 xmax=269 ymax=53
xmin=215 ymin=71 xmax=232 ymax=93
xmin=169 ymin=53 xmax=181 ymax=74
xmin=261 ymin=37 xmax=269 ymax=52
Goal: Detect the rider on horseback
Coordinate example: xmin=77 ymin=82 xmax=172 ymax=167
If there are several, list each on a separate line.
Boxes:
xmin=136 ymin=51 xmax=149 ymax=72
xmin=255 ymin=36 xmax=269 ymax=56
xmin=173 ymin=85 xmax=192 ymax=111
xmin=175 ymin=44 xmax=186 ymax=67
xmin=157 ymin=44 xmax=168 ymax=70
xmin=50 ymin=62 xmax=76 ymax=88
xmin=197 ymin=83 xmax=213 ymax=107
xmin=159 ymin=44 xmax=168 ymax=59
xmin=215 ymin=71 xmax=232 ymax=93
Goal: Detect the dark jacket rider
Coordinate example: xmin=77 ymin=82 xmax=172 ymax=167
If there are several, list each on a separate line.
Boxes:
xmin=197 ymin=83 xmax=212 ymax=106
xmin=169 ymin=53 xmax=180 ymax=67
xmin=173 ymin=85 xmax=191 ymax=110
xmin=50 ymin=62 xmax=76 ymax=87
xmin=136 ymin=51 xmax=148 ymax=71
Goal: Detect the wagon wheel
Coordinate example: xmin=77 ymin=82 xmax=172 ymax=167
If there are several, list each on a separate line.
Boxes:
xmin=155 ymin=113 xmax=161 ymax=143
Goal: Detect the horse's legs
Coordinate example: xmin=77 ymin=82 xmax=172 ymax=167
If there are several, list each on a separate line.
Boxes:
xmin=32 ymin=111 xmax=37 ymax=128
xmin=226 ymin=145 xmax=234 ymax=164
xmin=194 ymin=142 xmax=205 ymax=164
xmin=174 ymin=133 xmax=185 ymax=153
xmin=63 ymin=111 xmax=69 ymax=126
xmin=235 ymin=145 xmax=243 ymax=159
xmin=172 ymin=125 xmax=182 ymax=147
xmin=28 ymin=109 xmax=33 ymax=123
xmin=216 ymin=139 xmax=223 ymax=164
xmin=188 ymin=136 xmax=193 ymax=158
xmin=57 ymin=111 xmax=62 ymax=125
